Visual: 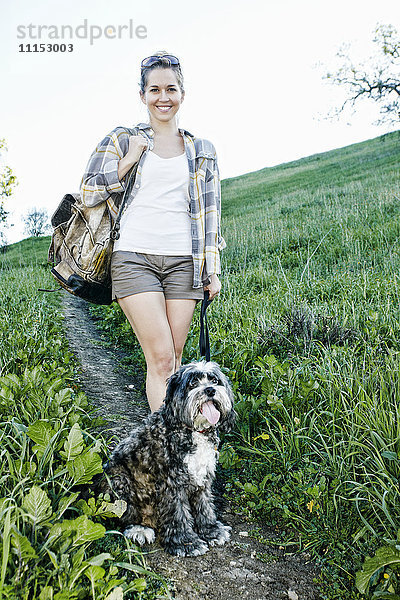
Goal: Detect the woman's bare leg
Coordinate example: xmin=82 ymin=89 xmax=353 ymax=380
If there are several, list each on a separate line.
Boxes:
xmin=118 ymin=292 xmax=176 ymax=412
xmin=117 ymin=294 xmax=197 ymax=412
xmin=165 ymin=299 xmax=197 ymax=369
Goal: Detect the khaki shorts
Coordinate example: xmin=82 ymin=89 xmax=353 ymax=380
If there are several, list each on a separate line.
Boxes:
xmin=111 ymin=251 xmax=205 ymax=302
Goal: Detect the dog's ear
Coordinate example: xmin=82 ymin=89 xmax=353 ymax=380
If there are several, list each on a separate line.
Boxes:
xmin=162 ymin=367 xmax=184 ymax=428
xmin=165 ymin=368 xmax=183 ymax=398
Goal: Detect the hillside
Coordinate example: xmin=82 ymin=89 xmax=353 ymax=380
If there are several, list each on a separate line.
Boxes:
xmin=221 ymin=129 xmax=400 ymax=217
xmin=0 ymin=235 xmax=51 ymax=267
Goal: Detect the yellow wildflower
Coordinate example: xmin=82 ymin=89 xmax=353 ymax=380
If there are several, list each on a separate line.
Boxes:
xmin=254 ymin=432 xmax=270 ymax=441
xmin=307 ymin=499 xmax=320 ymax=513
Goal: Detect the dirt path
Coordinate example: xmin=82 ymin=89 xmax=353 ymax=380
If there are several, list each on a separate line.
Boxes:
xmin=61 ymin=293 xmax=322 ymax=600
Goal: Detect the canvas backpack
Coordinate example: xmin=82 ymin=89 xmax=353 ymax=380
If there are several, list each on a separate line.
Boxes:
xmin=48 ymin=163 xmax=137 ymax=305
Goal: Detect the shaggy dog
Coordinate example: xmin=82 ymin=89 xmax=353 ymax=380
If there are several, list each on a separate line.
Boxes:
xmin=102 ymin=360 xmax=236 ymax=557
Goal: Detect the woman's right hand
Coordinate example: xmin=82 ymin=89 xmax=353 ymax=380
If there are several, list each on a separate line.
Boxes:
xmin=126 ymin=135 xmax=149 ymax=164
xmin=118 ymin=135 xmax=148 ymax=180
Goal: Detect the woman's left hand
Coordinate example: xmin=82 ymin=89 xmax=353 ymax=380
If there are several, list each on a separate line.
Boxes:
xmin=204 ymin=274 xmax=221 ymax=301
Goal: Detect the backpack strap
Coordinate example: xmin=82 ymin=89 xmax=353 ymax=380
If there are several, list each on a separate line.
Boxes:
xmin=110 ymin=126 xmax=149 ymax=240
xmin=110 ymin=146 xmax=139 ymax=240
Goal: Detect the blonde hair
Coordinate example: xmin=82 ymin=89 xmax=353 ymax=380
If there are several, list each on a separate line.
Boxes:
xmin=139 ymin=50 xmax=184 ymax=94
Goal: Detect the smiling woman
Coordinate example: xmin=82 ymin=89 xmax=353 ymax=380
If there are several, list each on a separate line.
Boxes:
xmin=79 ymin=50 xmax=225 ymax=413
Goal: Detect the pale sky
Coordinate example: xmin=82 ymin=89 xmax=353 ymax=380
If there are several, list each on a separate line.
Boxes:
xmin=1 ymin=0 xmax=399 ymax=243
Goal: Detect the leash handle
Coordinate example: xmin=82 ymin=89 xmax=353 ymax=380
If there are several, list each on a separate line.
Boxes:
xmin=199 ymin=290 xmax=213 ymax=361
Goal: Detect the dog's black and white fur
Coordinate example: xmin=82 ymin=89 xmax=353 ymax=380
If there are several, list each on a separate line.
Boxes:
xmin=102 ymin=360 xmax=236 ymax=557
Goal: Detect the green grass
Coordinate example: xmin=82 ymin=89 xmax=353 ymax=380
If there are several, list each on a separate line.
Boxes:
xmin=0 ymin=236 xmax=51 ymax=268
xmin=87 ymin=129 xmax=400 ymax=598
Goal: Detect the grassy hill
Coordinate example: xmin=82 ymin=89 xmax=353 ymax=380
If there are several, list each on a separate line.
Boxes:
xmin=0 ymin=235 xmax=51 ymax=268
xmin=220 ymin=131 xmax=400 ymax=285
xmin=216 ymin=130 xmax=400 ymax=597
xmin=222 ymin=129 xmax=400 ymax=217
xmin=2 ymin=130 xmax=400 ymax=597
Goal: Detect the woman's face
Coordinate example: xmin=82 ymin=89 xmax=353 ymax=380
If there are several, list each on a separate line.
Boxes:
xmin=140 ymin=68 xmax=184 ymax=124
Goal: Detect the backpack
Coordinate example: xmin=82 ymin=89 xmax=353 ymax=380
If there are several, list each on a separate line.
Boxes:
xmin=48 ymin=163 xmax=138 ymax=305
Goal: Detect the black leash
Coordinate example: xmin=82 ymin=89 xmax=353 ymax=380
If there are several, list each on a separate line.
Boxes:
xmin=199 ymin=290 xmax=213 ymax=361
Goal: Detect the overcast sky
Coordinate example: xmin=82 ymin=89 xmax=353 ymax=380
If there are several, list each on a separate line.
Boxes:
xmin=1 ymin=0 xmax=399 ymax=243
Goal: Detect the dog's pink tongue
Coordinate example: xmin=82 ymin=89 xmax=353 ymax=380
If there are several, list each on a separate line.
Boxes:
xmin=201 ymin=401 xmax=220 ymax=425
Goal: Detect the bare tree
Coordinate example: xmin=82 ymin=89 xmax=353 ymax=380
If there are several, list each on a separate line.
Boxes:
xmin=324 ymin=24 xmax=400 ymax=126
xmin=23 ymin=208 xmax=50 ymax=237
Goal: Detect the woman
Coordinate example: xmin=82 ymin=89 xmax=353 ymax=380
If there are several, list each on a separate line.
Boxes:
xmin=80 ymin=52 xmax=225 ymax=413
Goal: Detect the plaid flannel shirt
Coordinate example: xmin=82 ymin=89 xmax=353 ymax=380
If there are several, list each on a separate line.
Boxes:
xmin=80 ymin=122 xmax=226 ymax=288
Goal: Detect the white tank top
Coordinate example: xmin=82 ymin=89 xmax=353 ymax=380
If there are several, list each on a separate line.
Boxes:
xmin=113 ymin=150 xmax=192 ymax=255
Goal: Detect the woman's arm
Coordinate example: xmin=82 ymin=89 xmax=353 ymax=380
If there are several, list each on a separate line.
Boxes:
xmin=80 ymin=129 xmax=147 ymax=207
xmin=203 ymin=150 xmax=226 ymax=281
xmin=212 ymin=159 xmax=227 ymax=252
xmin=80 ymin=129 xmax=128 ymax=207
xmin=202 ymin=147 xmax=226 ymax=300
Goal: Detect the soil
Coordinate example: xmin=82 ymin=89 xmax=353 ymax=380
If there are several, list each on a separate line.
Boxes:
xmin=61 ymin=293 xmax=322 ymax=600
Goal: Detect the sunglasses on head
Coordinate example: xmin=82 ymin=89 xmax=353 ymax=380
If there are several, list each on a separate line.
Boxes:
xmin=141 ymin=55 xmax=180 ymax=70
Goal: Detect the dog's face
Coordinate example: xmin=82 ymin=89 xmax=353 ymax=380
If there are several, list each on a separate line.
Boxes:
xmin=163 ymin=361 xmax=236 ymax=433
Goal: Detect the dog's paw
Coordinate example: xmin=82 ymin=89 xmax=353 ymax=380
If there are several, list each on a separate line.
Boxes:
xmin=206 ymin=522 xmax=232 ymax=546
xmin=123 ymin=525 xmax=156 ymax=545
xmin=165 ymin=538 xmax=209 ymax=557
